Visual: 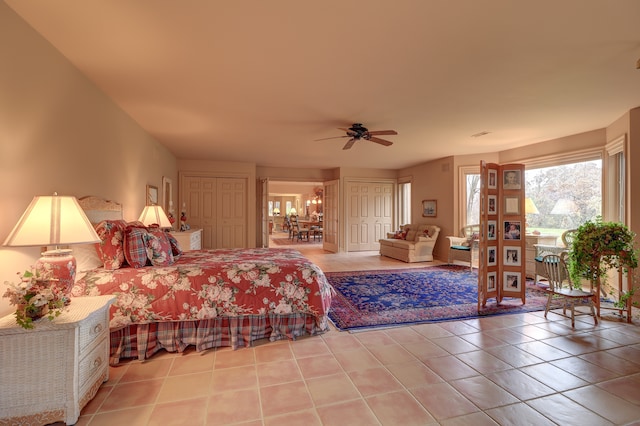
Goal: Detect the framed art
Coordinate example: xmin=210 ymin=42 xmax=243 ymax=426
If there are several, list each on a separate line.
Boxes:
xmin=503 ymin=246 xmax=521 ymax=266
xmin=503 ymin=272 xmax=522 ymax=292
xmin=146 ymin=184 xmax=158 ymax=206
xmin=422 ymin=200 xmax=437 ymax=217
xmin=488 ymin=195 xmax=497 ymax=215
xmin=487 ymin=245 xmax=497 ymax=266
xmin=487 ymin=220 xmax=497 ymax=240
xmin=487 ymin=272 xmax=497 ymax=292
xmin=488 ymin=169 xmax=497 ymax=189
xmin=503 ymin=169 xmax=522 ymax=190
xmin=162 ymin=177 xmax=173 ymax=215
xmin=503 ymin=220 xmax=521 ymax=240
xmin=504 ymin=196 xmax=519 ymax=214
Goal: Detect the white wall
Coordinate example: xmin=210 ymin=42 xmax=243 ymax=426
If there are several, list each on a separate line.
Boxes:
xmin=0 ymin=4 xmax=177 ymax=316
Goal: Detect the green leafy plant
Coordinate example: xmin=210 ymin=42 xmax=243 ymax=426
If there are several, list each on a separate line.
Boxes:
xmin=568 ymin=217 xmax=638 ymax=300
xmin=3 ymin=269 xmax=65 ymax=329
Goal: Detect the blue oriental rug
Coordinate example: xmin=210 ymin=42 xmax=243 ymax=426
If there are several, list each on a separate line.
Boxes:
xmin=326 ymin=265 xmax=557 ymax=331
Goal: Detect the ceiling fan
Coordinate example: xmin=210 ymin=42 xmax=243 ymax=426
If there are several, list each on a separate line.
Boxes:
xmin=315 ymin=123 xmax=398 ymax=150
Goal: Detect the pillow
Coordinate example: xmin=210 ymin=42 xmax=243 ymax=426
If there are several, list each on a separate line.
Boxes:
xmin=73 ymin=243 xmax=103 ymax=272
xmin=422 ymin=229 xmax=430 ymax=238
xmin=393 ymin=230 xmax=407 ymax=240
xmin=144 ymin=231 xmax=175 ymax=266
xmin=94 ymin=220 xmax=128 ymax=270
xmin=166 ymin=233 xmax=184 ymax=258
xmin=405 ymin=229 xmax=418 ymax=242
xmin=124 ymin=225 xmax=150 ymax=268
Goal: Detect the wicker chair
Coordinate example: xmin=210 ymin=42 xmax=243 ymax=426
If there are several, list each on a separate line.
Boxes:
xmin=534 ymin=229 xmax=576 ymax=284
xmin=446 ymin=224 xmax=480 ymax=270
xmin=542 ymin=253 xmax=597 ymax=327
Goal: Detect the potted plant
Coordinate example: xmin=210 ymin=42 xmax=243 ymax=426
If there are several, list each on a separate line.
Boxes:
xmin=3 ymin=269 xmax=66 ymax=329
xmin=567 ymin=217 xmax=638 ymax=308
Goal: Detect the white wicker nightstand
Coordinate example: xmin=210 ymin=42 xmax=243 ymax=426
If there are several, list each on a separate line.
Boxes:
xmin=0 ymin=295 xmax=115 ymax=426
xmin=171 ymin=228 xmax=202 ymax=251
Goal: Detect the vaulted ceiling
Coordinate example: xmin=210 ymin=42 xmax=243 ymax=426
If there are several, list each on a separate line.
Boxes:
xmin=7 ymin=1 xmax=640 ymax=170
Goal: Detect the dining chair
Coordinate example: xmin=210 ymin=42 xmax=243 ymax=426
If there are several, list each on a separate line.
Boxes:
xmin=542 ymin=253 xmax=598 ymax=327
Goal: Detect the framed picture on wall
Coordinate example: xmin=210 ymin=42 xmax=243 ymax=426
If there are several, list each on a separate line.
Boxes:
xmin=487 ymin=220 xmax=497 ymax=240
xmin=504 ymin=196 xmax=519 ymax=214
xmin=422 ymin=200 xmax=437 ymax=217
xmin=488 ymin=195 xmax=497 ymax=215
xmin=503 ymin=169 xmax=522 ymax=190
xmin=146 ymin=184 xmax=158 ymax=206
xmin=503 ymin=220 xmax=522 ymax=240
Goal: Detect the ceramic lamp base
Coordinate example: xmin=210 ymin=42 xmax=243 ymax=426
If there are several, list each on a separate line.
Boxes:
xmin=35 ymin=248 xmax=76 ymax=305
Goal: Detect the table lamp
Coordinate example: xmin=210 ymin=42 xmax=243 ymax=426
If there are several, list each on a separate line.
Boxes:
xmin=3 ymin=193 xmax=101 ymax=303
xmin=138 ymin=205 xmax=172 ymax=229
xmin=524 ymin=198 xmax=539 ymax=234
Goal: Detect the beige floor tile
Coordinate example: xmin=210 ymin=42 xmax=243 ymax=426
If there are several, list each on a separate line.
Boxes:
xmin=439 ymin=411 xmax=501 ymax=425
xmin=432 ymin=335 xmax=479 ymax=354
xmin=315 ymin=399 xmax=380 ymax=426
xmin=147 ymin=397 xmax=207 ymax=426
xmin=485 ymin=368 xmax=555 ymax=400
xmin=455 ymin=350 xmax=512 ymax=374
xmin=450 ymin=376 xmax=519 ymax=409
xmin=367 ymin=342 xmax=417 ymax=365
xmin=515 ymin=324 xmax=560 ymax=340
xmin=401 ymin=340 xmax=450 ymax=360
xmin=385 ymin=361 xmax=444 ymax=389
xmin=550 ymin=356 xmax=621 ymax=383
xmin=118 ymin=358 xmax=173 ymax=383
xmin=564 ymin=384 xmax=640 ymax=425
xmin=484 ymin=403 xmax=556 ymax=426
xmin=305 ymin=372 xmax=361 ymax=406
xmin=333 ymin=347 xmax=383 ymax=371
xmin=460 ymin=331 xmax=509 ymax=348
xmin=484 ymin=328 xmax=534 ymax=345
xmin=521 ymin=363 xmax=589 ymax=392
xmin=366 ymin=390 xmax=436 ymax=425
xmin=579 ymin=350 xmax=640 ymax=375
xmin=88 ymin=405 xmax=154 ymax=426
xmin=436 ymin=321 xmax=480 ymax=336
xmin=354 ymin=330 xmax=398 ymax=347
xmin=296 ymin=353 xmax=343 ymax=379
xmin=348 ymin=366 xmax=403 ymax=396
xmin=485 ymin=344 xmax=544 ymax=368
xmin=167 ymin=349 xmax=215 ymax=376
xmin=543 ymin=333 xmax=620 ymax=355
xmin=206 ymin=388 xmax=262 ymax=424
xmin=157 ymin=371 xmax=212 ymax=403
xmin=257 ymin=359 xmax=302 ymax=387
xmin=411 ymin=323 xmax=455 ymax=339
xmin=289 ymin=336 xmax=332 ymax=358
xmin=259 ymin=380 xmax=314 ymax=417
xmin=410 ymin=382 xmax=480 ymax=420
xmin=99 ymin=378 xmax=164 ymax=411
xmin=422 ymin=354 xmax=480 ymax=381
xmin=264 ymin=409 xmax=323 ymax=426
xmin=385 ymin=326 xmax=429 ymax=344
xmin=596 ymin=374 xmax=640 ymax=405
xmin=321 ymin=332 xmax=365 ymax=352
xmin=514 ymin=340 xmax=572 ymax=361
xmin=526 ymin=394 xmax=614 ymax=426
xmin=214 ymin=346 xmax=256 ymax=369
xmin=255 ymin=341 xmax=294 ymax=363
xmin=211 ymin=364 xmax=258 ymax=393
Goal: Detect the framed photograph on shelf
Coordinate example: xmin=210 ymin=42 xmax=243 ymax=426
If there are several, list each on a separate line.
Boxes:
xmin=503 ymin=272 xmax=522 ymax=292
xmin=503 ymin=220 xmax=521 ymax=240
xmin=146 ymin=184 xmax=158 ymax=206
xmin=503 ymin=169 xmax=522 ymax=190
xmin=488 ymin=169 xmax=497 ymax=189
xmin=487 ymin=246 xmax=497 ymax=266
xmin=504 ymin=197 xmax=519 ymax=214
xmin=488 ymin=195 xmax=497 ymax=215
xmin=487 ymin=272 xmax=497 ymax=292
xmin=487 ymin=220 xmax=497 ymax=240
xmin=422 ymin=200 xmax=437 ymax=217
xmin=503 ymin=246 xmax=521 ymax=266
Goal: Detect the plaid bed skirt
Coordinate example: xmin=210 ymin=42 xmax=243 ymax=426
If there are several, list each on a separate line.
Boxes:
xmin=108 ymin=313 xmax=329 ymax=365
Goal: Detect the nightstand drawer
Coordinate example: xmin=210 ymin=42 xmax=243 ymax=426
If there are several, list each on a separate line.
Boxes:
xmin=79 ymin=337 xmax=108 ymax=391
xmin=78 ymin=309 xmax=109 ymax=357
xmin=171 ymin=229 xmax=203 ymax=251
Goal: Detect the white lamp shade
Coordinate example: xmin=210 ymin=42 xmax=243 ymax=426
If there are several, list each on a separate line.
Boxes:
xmin=3 ymin=195 xmax=100 ymax=247
xmin=138 ymin=205 xmax=172 ymax=228
xmin=551 ymin=199 xmax=578 ymax=215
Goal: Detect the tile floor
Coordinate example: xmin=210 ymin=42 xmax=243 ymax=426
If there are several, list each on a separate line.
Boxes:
xmin=75 ymin=245 xmax=640 ymax=425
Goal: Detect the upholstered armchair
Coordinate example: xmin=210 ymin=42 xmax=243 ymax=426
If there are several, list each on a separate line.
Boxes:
xmin=446 ymin=224 xmax=480 ymax=270
xmin=534 ymin=229 xmax=576 ymax=284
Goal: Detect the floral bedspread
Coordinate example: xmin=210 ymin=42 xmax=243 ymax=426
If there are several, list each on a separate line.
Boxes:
xmin=72 ymin=248 xmax=333 ymax=330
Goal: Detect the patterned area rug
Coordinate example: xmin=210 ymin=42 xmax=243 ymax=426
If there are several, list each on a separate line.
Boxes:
xmin=326 ymin=265 xmax=561 ymax=331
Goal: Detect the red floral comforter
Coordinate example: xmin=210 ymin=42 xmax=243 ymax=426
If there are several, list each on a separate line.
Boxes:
xmin=72 ymin=248 xmax=333 ymax=330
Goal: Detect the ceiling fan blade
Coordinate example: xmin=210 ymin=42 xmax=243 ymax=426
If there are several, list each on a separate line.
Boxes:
xmin=368 ymin=130 xmax=398 ymax=136
xmin=368 ymin=136 xmax=393 ymax=146
xmin=314 ymin=135 xmax=350 ymax=141
xmin=343 ymin=138 xmax=357 ymax=150
xmin=337 ymin=127 xmax=351 ymax=132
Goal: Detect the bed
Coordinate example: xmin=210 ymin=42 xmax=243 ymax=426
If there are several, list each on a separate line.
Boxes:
xmin=72 ymin=196 xmax=333 ymax=365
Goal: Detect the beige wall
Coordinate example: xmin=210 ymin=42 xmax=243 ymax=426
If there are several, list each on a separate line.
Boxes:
xmin=0 ymin=4 xmax=177 ymax=316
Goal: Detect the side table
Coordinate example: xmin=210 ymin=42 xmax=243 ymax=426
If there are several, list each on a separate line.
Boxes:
xmin=0 ymin=295 xmax=115 ymax=425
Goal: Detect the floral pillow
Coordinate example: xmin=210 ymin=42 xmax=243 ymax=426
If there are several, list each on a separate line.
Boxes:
xmin=166 ymin=233 xmax=183 ymax=258
xmin=124 ymin=225 xmax=150 ymax=268
xmin=393 ymin=230 xmax=407 ymax=239
xmin=144 ymin=231 xmax=175 ymax=266
xmin=94 ymin=220 xmax=128 ymax=270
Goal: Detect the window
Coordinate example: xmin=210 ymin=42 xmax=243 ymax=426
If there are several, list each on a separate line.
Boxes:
xmin=525 ymin=159 xmax=602 ymax=237
xmin=398 ymin=180 xmax=411 ymax=225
